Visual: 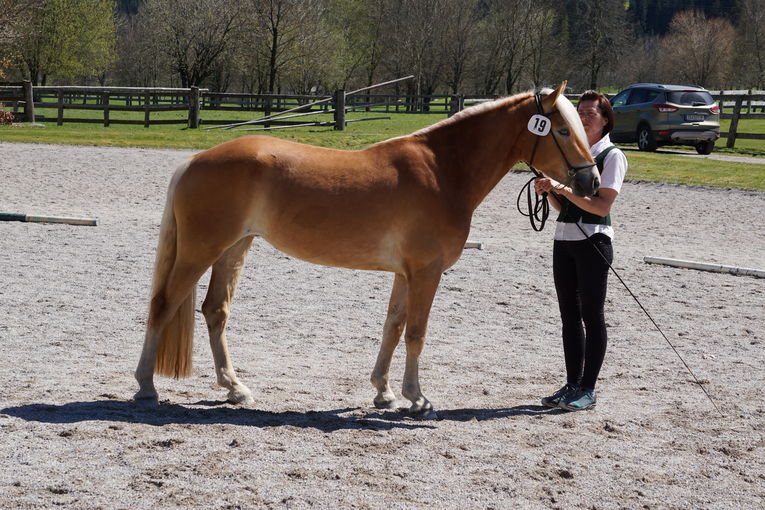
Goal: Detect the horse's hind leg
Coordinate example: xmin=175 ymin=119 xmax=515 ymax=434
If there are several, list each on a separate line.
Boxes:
xmin=135 ymin=258 xmax=212 ymax=401
xmin=201 ymin=236 xmax=255 ymax=405
xmin=371 ymin=273 xmax=408 ymax=409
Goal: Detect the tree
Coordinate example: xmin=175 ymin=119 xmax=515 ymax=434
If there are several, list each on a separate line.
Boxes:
xmin=627 ymin=0 xmax=736 ymax=36
xmin=0 ymin=1 xmax=35 ymax=45
xmin=659 ymin=10 xmax=736 ymax=87
xmin=114 ymin=8 xmax=167 ymax=87
xmin=244 ymin=0 xmax=328 ymax=94
xmin=526 ymin=3 xmax=557 ymax=89
xmin=0 ymin=1 xmax=36 ymax=79
xmin=11 ymin=0 xmax=117 ymax=85
xmin=440 ymin=0 xmax=479 ymax=94
xmin=323 ymin=0 xmax=386 ymax=89
xmin=138 ymin=0 xmax=241 ymax=88
xmin=736 ymin=0 xmax=765 ymax=88
xmin=564 ymin=0 xmax=632 ymax=90
xmin=379 ymin=0 xmax=447 ymax=102
xmin=615 ymin=34 xmax=661 ymax=85
xmin=474 ymin=0 xmax=538 ymax=95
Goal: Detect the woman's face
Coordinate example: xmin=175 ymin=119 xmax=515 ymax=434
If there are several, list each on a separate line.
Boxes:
xmin=577 ymin=99 xmax=608 ymax=145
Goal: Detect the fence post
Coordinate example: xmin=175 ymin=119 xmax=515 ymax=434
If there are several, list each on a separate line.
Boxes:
xmin=448 ymin=95 xmax=464 ymax=117
xmin=726 ymin=95 xmax=743 ymax=149
xmin=57 ymin=90 xmax=64 ymax=126
xmin=144 ymin=92 xmax=150 ymax=128
xmin=264 ymin=92 xmax=272 ymax=129
xmin=22 ymin=80 xmax=35 ymax=123
xmin=103 ymin=92 xmax=110 ymax=127
xmin=333 ymin=89 xmax=345 ymax=130
xmin=188 ymin=86 xmax=200 ymax=128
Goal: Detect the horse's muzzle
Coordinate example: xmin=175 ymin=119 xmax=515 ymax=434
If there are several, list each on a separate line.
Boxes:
xmin=571 ymin=166 xmax=600 ymax=197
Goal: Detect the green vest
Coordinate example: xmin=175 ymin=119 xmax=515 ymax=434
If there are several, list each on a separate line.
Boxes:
xmin=557 ymin=145 xmax=617 ymax=225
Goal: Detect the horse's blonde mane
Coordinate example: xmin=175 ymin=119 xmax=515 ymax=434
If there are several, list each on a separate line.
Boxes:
xmin=411 ymin=91 xmax=535 ymax=137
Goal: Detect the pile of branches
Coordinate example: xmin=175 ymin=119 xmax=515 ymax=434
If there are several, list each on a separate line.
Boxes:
xmin=0 ymin=104 xmax=15 ymax=124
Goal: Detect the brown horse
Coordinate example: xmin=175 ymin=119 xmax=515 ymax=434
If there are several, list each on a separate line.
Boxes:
xmin=134 ymin=81 xmax=599 ymax=416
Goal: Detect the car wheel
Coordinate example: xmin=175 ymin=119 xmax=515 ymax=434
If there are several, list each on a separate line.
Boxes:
xmin=695 ymin=140 xmax=714 ymax=155
xmin=637 ymin=126 xmax=656 ymax=151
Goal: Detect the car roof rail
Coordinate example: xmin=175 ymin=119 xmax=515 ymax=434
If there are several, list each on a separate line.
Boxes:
xmin=624 ymin=83 xmax=707 ymax=91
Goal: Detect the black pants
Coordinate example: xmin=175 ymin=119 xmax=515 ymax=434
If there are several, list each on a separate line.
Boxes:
xmin=552 ymin=234 xmax=613 ymax=390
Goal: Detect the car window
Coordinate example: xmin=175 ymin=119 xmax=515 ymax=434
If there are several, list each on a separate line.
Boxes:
xmin=666 ymin=91 xmax=714 ymax=106
xmin=626 ymin=89 xmax=660 ymax=105
xmin=610 ymin=90 xmax=630 ymax=107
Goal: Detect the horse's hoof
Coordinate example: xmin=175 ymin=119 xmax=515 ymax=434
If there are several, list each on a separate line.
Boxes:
xmin=373 ymin=397 xmax=397 ymax=410
xmin=407 ymin=401 xmax=436 ymax=420
xmin=133 ymin=390 xmax=159 ymax=404
xmin=227 ymin=388 xmax=255 ymax=405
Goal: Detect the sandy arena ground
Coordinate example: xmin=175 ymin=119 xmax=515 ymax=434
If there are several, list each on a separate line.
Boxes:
xmin=0 ymin=141 xmax=763 ymax=509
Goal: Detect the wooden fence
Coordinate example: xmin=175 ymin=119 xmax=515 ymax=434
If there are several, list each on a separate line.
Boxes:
xmin=0 ymin=82 xmax=502 ymax=130
xmin=0 ymin=82 xmax=763 ymax=147
xmin=711 ymin=90 xmax=765 ymax=148
xmin=0 ymin=80 xmax=35 ymax=122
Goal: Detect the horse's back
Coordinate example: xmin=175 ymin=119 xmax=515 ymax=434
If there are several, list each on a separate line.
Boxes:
xmin=168 ymin=135 xmax=465 ymax=273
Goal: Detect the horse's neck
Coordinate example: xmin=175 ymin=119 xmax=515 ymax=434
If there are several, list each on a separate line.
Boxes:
xmin=420 ymin=106 xmax=528 ymax=214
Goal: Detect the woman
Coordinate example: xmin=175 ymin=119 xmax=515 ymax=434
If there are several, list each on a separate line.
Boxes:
xmin=534 ymin=90 xmax=628 ymax=411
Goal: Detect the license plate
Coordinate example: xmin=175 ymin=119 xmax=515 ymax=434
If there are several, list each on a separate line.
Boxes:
xmin=685 ymin=114 xmax=706 ymax=122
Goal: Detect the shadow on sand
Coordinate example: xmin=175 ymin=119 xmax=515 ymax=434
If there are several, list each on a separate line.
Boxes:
xmin=1 ymin=399 xmax=562 ymax=432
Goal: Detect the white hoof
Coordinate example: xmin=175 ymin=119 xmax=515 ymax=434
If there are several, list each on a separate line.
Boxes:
xmin=374 ymin=390 xmax=397 ymax=409
xmin=407 ymin=400 xmax=434 ymax=419
xmin=227 ymin=387 xmax=254 ymax=405
xmin=374 ymin=398 xmax=397 ymax=410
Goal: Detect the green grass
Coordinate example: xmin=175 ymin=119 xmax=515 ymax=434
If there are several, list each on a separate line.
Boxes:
xmin=617 ymin=150 xmax=765 ymax=189
xmin=1 ymin=108 xmax=764 ymax=190
xmin=0 ymin=108 xmax=435 ymax=150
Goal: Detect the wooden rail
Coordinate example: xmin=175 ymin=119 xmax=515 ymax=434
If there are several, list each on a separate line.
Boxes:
xmin=35 ymin=86 xmax=203 ymax=128
xmin=712 ymin=91 xmax=765 ymax=148
xmin=0 ymin=80 xmax=35 ymax=122
xmin=1 ymin=84 xmax=764 ymax=146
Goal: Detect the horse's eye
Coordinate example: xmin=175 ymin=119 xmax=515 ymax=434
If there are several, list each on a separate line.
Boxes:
xmin=558 ymin=128 xmax=570 ymax=136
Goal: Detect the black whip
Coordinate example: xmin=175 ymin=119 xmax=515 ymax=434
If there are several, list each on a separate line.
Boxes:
xmin=519 ymin=175 xmax=724 ymax=417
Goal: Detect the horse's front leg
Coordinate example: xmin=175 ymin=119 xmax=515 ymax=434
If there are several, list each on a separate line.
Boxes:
xmin=371 ymin=273 xmax=408 ymax=409
xmin=401 ymin=266 xmax=442 ymax=417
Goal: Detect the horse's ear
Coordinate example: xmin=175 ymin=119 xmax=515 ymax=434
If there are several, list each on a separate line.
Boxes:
xmin=543 ymin=81 xmax=568 ymax=106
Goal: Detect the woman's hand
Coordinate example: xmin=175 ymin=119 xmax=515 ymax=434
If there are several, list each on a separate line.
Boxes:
xmin=534 ymin=177 xmax=564 ymax=211
xmin=534 ymin=177 xmax=560 ymax=195
xmin=536 ymin=176 xmax=619 ymax=217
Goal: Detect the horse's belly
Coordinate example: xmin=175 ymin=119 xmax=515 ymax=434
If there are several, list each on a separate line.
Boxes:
xmin=262 ymin=227 xmax=403 ymax=272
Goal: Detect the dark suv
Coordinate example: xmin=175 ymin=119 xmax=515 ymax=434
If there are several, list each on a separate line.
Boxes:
xmin=610 ymin=83 xmax=720 ymax=154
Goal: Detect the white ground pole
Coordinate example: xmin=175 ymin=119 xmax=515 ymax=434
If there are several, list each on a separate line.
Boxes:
xmin=0 ymin=212 xmax=97 ymax=226
xmin=644 ymin=256 xmax=765 ymax=278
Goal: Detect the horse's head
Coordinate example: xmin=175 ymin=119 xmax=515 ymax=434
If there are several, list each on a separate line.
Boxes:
xmin=523 ymin=81 xmax=600 ymax=197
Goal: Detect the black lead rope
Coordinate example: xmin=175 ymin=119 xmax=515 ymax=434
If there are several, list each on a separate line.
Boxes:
xmin=518 ymin=173 xmax=724 ymax=417
xmin=516 ymin=116 xmax=550 ymax=232
xmin=516 ymin=169 xmax=549 ymax=232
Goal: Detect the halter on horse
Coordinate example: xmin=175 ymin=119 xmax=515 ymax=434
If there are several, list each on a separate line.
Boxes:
xmin=518 ymin=91 xmax=600 ymax=231
xmin=134 ymin=81 xmax=599 ymax=416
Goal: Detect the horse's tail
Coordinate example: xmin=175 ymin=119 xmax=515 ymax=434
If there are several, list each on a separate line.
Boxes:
xmin=152 ymin=161 xmax=195 ymax=379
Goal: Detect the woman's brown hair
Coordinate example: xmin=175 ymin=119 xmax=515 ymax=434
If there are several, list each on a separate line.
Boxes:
xmin=578 ymin=90 xmax=614 ymax=137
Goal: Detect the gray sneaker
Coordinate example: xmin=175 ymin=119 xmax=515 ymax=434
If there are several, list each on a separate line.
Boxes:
xmin=559 ymin=388 xmax=596 ymax=411
xmin=541 ymin=383 xmax=578 ymax=408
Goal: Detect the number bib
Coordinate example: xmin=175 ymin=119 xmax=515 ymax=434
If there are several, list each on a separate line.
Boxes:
xmin=527 ymin=114 xmax=551 ymax=136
